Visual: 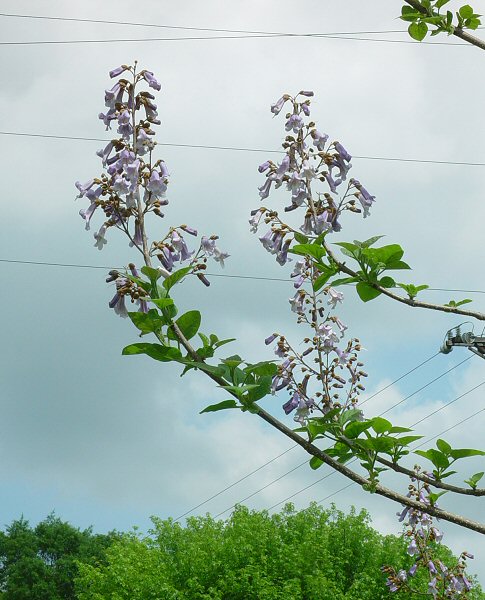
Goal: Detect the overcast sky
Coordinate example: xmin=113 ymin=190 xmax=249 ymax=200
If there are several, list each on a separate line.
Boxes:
xmin=1 ymin=0 xmax=485 ymax=586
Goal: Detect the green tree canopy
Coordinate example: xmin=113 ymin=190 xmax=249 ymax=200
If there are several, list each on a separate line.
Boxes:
xmin=75 ymin=504 xmax=483 ymax=600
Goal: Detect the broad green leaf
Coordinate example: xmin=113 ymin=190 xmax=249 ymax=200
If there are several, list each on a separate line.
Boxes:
xmin=310 ymin=456 xmax=324 ymax=470
xmin=222 ymin=355 xmax=244 ymax=368
xmin=371 ymin=417 xmax=392 ymax=434
xmin=379 ymin=276 xmax=395 ymax=288
xmin=141 ymin=265 xmax=162 ymax=282
xmin=244 ymin=361 xmax=278 ymax=377
xmin=465 ymin=471 xmax=484 ymax=489
xmin=340 ymin=408 xmax=364 ymax=425
xmin=436 ymin=0 xmax=451 ymax=7
xmin=436 ymin=439 xmax=452 ymax=455
xmin=167 ymin=310 xmax=201 ymax=341
xmin=459 ymin=4 xmax=474 ymax=18
xmin=360 ymin=437 xmax=396 ymax=453
xmin=395 ymin=435 xmax=423 ymax=446
xmin=151 ymin=298 xmax=175 ymax=309
xmin=214 ymin=338 xmax=236 ymax=349
xmin=449 ymin=448 xmax=485 ymax=460
xmin=360 ymin=235 xmax=385 ymax=248
xmin=344 ymin=420 xmax=373 ymax=439
xmin=294 ymin=232 xmax=309 ymax=244
xmin=356 ymin=282 xmax=381 ymax=302
xmin=200 ymin=399 xmax=238 ymax=413
xmin=313 ymin=271 xmax=332 ymax=292
xmin=415 ymin=449 xmax=449 ymax=469
xmin=122 ymin=343 xmax=182 ymax=362
xmin=162 ymin=266 xmax=192 ymax=290
xmin=329 ymin=276 xmax=360 ymax=287
xmin=290 ymin=243 xmax=326 ymax=261
xmin=128 ymin=310 xmax=163 ymax=334
xmin=408 ymin=21 xmax=428 ymax=41
xmin=247 ymin=375 xmax=273 ymax=402
xmin=388 ymin=426 xmax=413 ymax=434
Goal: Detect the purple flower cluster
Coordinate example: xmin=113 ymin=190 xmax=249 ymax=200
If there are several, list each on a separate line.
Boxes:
xmin=383 ymin=473 xmax=475 ymax=598
xmin=76 ymin=64 xmax=228 ymax=316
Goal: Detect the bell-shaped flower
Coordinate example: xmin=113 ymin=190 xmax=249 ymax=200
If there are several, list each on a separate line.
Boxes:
xmin=352 ymin=179 xmax=376 ymax=218
xmin=334 ymin=142 xmax=352 ymax=162
xmin=79 ymin=203 xmax=98 ymax=231
xmin=93 ymin=225 xmax=108 ymax=250
xmin=171 ymin=231 xmax=192 ymax=261
xmin=113 ymin=176 xmax=130 ymax=196
xmin=146 ymin=170 xmax=167 ymax=198
xmin=75 ymin=179 xmax=95 ymax=198
xmin=276 ymin=155 xmax=290 ymax=180
xmin=289 ymin=290 xmax=305 ymax=314
xmin=258 ymin=160 xmax=271 ymax=173
xmin=213 ymin=247 xmax=229 ymax=268
xmin=271 ymin=95 xmax=288 ymax=115
xmin=142 ymin=70 xmax=161 ymax=91
xmin=301 ymin=103 xmax=310 ymax=116
xmin=276 ymin=239 xmax=292 ymax=266
xmin=109 ymin=65 xmax=129 ymax=78
xmin=314 ymin=211 xmax=332 ymax=234
xmin=311 ymin=130 xmax=328 ymax=151
xmin=258 ymin=177 xmax=274 ymax=200
xmin=201 ymin=236 xmax=216 ymax=255
xmin=129 ymin=220 xmax=143 ymax=249
xmin=285 ymin=114 xmax=303 ymax=133
xmin=117 ymin=110 xmax=133 ymax=140
xmin=283 ymin=391 xmax=300 ymax=415
xmin=96 ymin=142 xmax=115 ymax=166
xmin=327 ymin=287 xmax=344 ymax=309
xmin=299 ymin=90 xmax=314 ymax=97
xmin=105 ymin=82 xmax=124 ymax=108
xmin=249 ymin=209 xmax=264 ymax=233
xmin=98 ymin=108 xmax=117 ymax=130
xmin=407 ymin=540 xmax=418 ymax=556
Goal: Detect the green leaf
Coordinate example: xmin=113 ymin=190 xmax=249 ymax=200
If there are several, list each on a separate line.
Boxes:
xmin=449 ymin=448 xmax=485 ymax=460
xmin=180 ymin=360 xmax=226 ymax=377
xmin=122 ymin=343 xmax=182 ymax=362
xmin=141 ymin=266 xmax=162 ymax=282
xmin=356 ymin=282 xmax=381 ymax=302
xmin=151 ymin=298 xmax=175 ymax=310
xmin=313 ymin=271 xmax=332 ymax=292
xmin=167 ymin=310 xmax=201 ymax=341
xmin=465 ymin=471 xmax=484 ymax=489
xmin=222 ymin=355 xmax=244 ymax=368
xmin=360 ymin=437 xmax=396 ymax=453
xmin=200 ymin=400 xmax=239 ymax=414
xmin=162 ymin=266 xmax=192 ymax=290
xmin=128 ymin=310 xmax=163 ymax=334
xmin=429 ymin=491 xmax=448 ymax=504
xmin=344 ymin=420 xmax=373 ymax=439
xmin=244 ymin=361 xmax=278 ymax=377
xmin=371 ymin=417 xmax=392 ymax=434
xmin=436 ymin=439 xmax=452 ymax=455
xmin=379 ymin=276 xmax=395 ymax=288
xmin=459 ymin=4 xmax=474 ymax=18
xmin=290 ymin=243 xmax=326 ymax=261
xmin=408 ymin=21 xmax=429 ymax=41
xmin=388 ymin=426 xmax=413 ymax=434
xmin=436 ymin=0 xmax=451 ymax=8
xmin=214 ymin=338 xmax=236 ymax=349
xmin=310 ymin=456 xmax=324 ymax=470
xmin=329 ymin=276 xmax=360 ymax=287
xmin=395 ymin=435 xmax=423 ymax=446
xmin=340 ymin=408 xmax=364 ymax=425
xmin=360 ymin=235 xmax=385 ymax=248
xmin=415 ymin=449 xmax=449 ymax=469
xmin=294 ymin=232 xmax=309 ymax=244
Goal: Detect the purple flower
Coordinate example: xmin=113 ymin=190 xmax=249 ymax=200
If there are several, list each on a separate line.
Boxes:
xmin=109 ymin=65 xmax=129 ymax=78
xmin=276 ymin=239 xmax=291 ymax=266
xmin=314 ymin=211 xmax=333 ymax=234
xmin=294 ymin=397 xmax=312 ymax=424
xmin=249 ymin=209 xmax=264 ymax=233
xmin=75 ymin=179 xmax=95 ymax=198
xmin=327 ymin=287 xmax=344 ymax=309
xmin=407 ymin=539 xmax=418 ymax=556
xmin=136 ymin=128 xmax=152 ymax=155
xmin=271 ymin=95 xmax=288 ymax=115
xmin=258 ymin=160 xmax=271 ymax=173
xmin=427 ymin=561 xmax=437 ymax=575
xmin=117 ymin=110 xmax=133 ymax=139
xmin=289 ymin=291 xmax=305 ymax=314
xmin=334 ymin=142 xmax=352 ymax=162
xmin=79 ymin=202 xmax=98 ymax=231
xmin=181 ymin=225 xmax=197 ymax=236
xmin=299 ymin=90 xmax=314 ymax=97
xmin=213 ymin=247 xmax=229 ymax=268
xmin=283 ymin=391 xmax=300 ymax=415
xmin=142 ymin=70 xmax=161 ymax=91
xmin=428 ymin=578 xmax=438 ymax=598
xmin=105 ymin=82 xmax=124 ymax=108
xmin=98 ymin=109 xmax=117 ymax=130
xmin=93 ymin=225 xmax=107 ymax=250
xmin=113 ymin=176 xmax=130 ymax=196
xmin=146 ymin=170 xmax=167 ymax=198
xmin=311 ymin=130 xmax=328 ymax=151
xmin=276 ymin=155 xmax=290 ymax=179
xmin=201 ymin=236 xmax=217 ymax=255
xmin=408 ymin=563 xmax=417 ymax=577
xmin=109 ymin=279 xmax=129 ymax=318
xmin=351 ymin=179 xmax=376 ymax=218
xmin=285 ymin=114 xmax=304 ymax=133
xmin=258 ymin=177 xmax=274 ymax=200
xmin=265 ymin=333 xmax=278 ymax=346
xmin=301 ymin=103 xmax=310 ymax=116
xmin=334 ymin=347 xmax=350 ymax=365
xmin=129 ymin=220 xmax=143 ymax=248
xmin=96 ymin=142 xmax=115 ymax=166
xmin=171 ymin=231 xmax=193 ymax=261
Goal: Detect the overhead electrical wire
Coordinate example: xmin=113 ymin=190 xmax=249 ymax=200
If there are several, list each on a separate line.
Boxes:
xmin=2 ymin=130 xmax=485 ymax=166
xmin=179 ymin=354 xmax=474 ymax=519
xmin=1 ymin=258 xmax=485 ymax=297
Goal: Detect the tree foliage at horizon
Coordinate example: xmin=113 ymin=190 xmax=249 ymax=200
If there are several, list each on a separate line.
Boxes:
xmin=0 ymin=513 xmax=119 ymax=599
xmin=74 ymin=504 xmax=483 ymax=600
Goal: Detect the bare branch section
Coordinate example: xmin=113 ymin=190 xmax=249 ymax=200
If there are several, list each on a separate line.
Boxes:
xmin=404 ymin=0 xmax=485 ymax=51
xmin=323 ymin=242 xmax=485 ymax=321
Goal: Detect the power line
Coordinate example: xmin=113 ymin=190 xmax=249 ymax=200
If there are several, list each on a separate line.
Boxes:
xmin=0 ymin=12 xmax=412 ymax=36
xmin=173 ymin=444 xmax=297 ymax=522
xmin=1 ymin=259 xmax=485 ymax=297
xmin=268 ymin=392 xmax=485 ymax=513
xmin=377 ymin=356 xmax=473 ymax=417
xmin=2 ymin=130 xmax=485 ymax=167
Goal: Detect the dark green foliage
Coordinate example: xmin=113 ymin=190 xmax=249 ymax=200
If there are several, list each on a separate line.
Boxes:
xmin=0 ymin=514 xmax=117 ymax=599
xmin=74 ymin=504 xmax=483 ymax=599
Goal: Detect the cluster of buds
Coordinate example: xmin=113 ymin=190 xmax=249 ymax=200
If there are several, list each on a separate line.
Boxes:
xmin=382 ymin=470 xmax=475 ymax=598
xmin=106 ymin=265 xmax=148 ymax=318
xmin=76 ymin=63 xmax=228 ymax=316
